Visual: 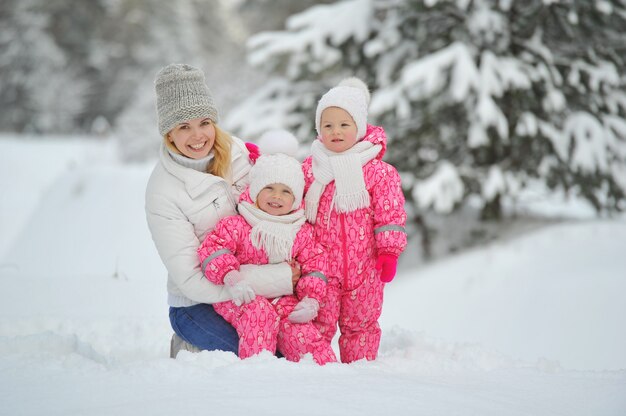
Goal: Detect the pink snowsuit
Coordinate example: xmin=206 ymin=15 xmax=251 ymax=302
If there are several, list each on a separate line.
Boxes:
xmin=302 ymin=124 xmax=407 ymax=363
xmin=197 ymin=191 xmax=337 ymax=364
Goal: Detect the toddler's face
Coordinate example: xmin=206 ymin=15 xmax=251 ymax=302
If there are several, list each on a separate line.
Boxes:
xmin=319 ymin=107 xmax=358 ymax=153
xmin=256 ymin=183 xmax=296 ymax=216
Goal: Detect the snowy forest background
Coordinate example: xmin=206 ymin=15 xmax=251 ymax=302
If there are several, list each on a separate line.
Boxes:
xmin=2 ymin=1 xmax=626 ymax=413
xmin=2 ymin=0 xmax=626 ymax=260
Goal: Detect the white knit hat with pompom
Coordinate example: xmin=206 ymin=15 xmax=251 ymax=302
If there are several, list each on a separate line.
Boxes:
xmin=249 ymin=129 xmax=304 ymax=211
xmin=315 ymin=77 xmax=371 ymax=140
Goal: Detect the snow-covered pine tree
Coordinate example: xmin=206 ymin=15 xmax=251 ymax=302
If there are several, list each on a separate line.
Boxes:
xmin=231 ymin=0 xmax=626 ymax=218
xmin=0 ymin=0 xmax=89 ymax=133
xmin=225 ymin=0 xmax=377 ymax=140
xmin=0 ymin=0 xmax=236 ymax=139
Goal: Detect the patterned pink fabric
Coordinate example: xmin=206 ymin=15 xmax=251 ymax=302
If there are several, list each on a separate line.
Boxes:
xmin=275 ymin=296 xmax=337 ymax=365
xmin=198 ymin=213 xmax=328 ymax=303
xmin=302 ymin=124 xmax=407 ymax=363
xmin=198 ymin=205 xmax=334 ymax=363
xmin=214 ymin=298 xmax=280 ymax=358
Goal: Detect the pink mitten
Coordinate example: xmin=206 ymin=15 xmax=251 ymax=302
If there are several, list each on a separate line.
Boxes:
xmin=375 ymin=254 xmax=398 ymax=283
xmin=245 ymin=142 xmax=260 ymax=163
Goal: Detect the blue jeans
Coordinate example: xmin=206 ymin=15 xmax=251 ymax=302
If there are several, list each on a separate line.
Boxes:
xmin=169 ymin=304 xmax=239 ymax=355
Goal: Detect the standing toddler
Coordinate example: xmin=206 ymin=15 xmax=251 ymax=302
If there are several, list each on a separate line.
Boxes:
xmin=303 ymin=78 xmax=407 ymax=363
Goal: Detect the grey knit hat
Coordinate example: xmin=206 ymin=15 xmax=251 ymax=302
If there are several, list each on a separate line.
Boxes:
xmin=155 ymin=63 xmax=219 ymax=136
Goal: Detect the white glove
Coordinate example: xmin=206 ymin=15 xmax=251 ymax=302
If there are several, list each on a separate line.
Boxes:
xmin=288 ymin=297 xmax=319 ymax=323
xmin=224 ymin=270 xmax=256 ymax=306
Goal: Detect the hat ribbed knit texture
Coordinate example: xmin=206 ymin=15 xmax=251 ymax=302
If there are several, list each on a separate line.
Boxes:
xmin=249 ymin=130 xmax=304 ymax=211
xmin=315 ymin=77 xmax=371 ymax=140
xmin=155 ymin=64 xmax=218 ymax=136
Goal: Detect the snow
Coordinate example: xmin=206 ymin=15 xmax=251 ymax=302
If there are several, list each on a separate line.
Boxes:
xmin=1 ymin=135 xmax=625 ymax=415
xmin=569 ymin=59 xmax=620 ymax=92
xmin=564 ymin=112 xmax=608 ymax=173
xmin=383 ymin=220 xmax=626 ymax=371
xmin=223 ymin=78 xmax=310 ymax=140
xmin=596 ymin=0 xmax=614 ymax=14
xmin=501 ymin=177 xmax=599 ymax=219
xmin=410 ymin=42 xmax=479 ymax=103
xmin=467 ymin=3 xmax=508 ymax=48
xmin=370 ymin=41 xmax=480 ymax=119
xmin=0 ymin=135 xmax=118 ymax=258
xmin=247 ymin=0 xmax=373 ymax=75
xmin=231 ymin=0 xmax=626 ymax=225
xmin=482 ymin=165 xmax=506 ymax=200
xmin=412 ymin=160 xmax=465 ymax=214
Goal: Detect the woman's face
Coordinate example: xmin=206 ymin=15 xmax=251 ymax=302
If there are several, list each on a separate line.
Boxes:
xmin=168 ymin=117 xmax=216 ymax=159
xmin=256 ymin=183 xmax=296 ymax=216
xmin=319 ymin=107 xmax=358 ymax=153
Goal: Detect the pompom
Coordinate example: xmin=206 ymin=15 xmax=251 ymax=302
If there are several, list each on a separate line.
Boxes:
xmin=257 ymin=129 xmax=300 ymax=158
xmin=250 ymin=129 xmax=304 ymax=210
xmin=337 ymin=77 xmax=370 ymax=105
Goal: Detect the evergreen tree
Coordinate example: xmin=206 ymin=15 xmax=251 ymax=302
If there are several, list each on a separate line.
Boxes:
xmin=0 ymin=0 xmax=241 ymax=138
xmin=230 ymin=0 xmax=626 ymax=218
xmin=0 ymin=0 xmax=89 ymax=133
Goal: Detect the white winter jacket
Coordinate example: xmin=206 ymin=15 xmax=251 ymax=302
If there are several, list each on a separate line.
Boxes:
xmin=145 ymin=137 xmax=293 ymax=307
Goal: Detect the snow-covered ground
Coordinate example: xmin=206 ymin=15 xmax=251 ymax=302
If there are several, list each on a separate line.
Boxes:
xmin=1 ymin=135 xmax=625 ymax=415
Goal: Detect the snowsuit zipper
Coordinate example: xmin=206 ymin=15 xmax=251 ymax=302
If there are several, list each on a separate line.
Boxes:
xmin=340 ymin=214 xmax=349 ymax=287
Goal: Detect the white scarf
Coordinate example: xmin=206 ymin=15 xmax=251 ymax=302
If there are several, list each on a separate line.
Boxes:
xmin=238 ymin=201 xmax=306 ymax=264
xmin=305 ymin=140 xmax=381 ymax=223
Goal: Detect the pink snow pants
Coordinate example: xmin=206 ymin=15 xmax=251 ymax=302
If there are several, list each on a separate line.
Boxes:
xmin=314 ymin=274 xmax=385 ymax=363
xmin=214 ymin=298 xmax=279 ymax=359
xmin=274 ymin=296 xmax=337 ymax=365
xmin=214 ymin=296 xmax=336 ymax=365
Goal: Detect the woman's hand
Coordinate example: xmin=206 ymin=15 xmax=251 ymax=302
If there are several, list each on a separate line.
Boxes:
xmin=289 ymin=260 xmax=301 ymax=290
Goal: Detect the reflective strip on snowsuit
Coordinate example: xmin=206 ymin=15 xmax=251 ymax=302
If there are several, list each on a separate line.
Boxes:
xmin=197 ymin=207 xmax=336 ymax=364
xmin=302 ymin=124 xmax=407 ymax=363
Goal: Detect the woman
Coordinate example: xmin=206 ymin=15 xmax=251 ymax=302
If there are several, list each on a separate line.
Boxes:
xmin=145 ymin=64 xmax=296 ymax=357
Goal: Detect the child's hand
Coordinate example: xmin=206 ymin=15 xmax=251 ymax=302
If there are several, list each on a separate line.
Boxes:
xmin=224 ymin=270 xmax=256 ymax=306
xmin=288 ymin=297 xmax=319 ymax=323
xmin=375 ymin=254 xmax=398 ymax=283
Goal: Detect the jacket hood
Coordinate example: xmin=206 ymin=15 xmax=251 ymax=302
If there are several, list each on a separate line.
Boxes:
xmin=362 ymin=124 xmax=387 ymax=159
xmin=238 ymin=187 xmax=254 ymax=204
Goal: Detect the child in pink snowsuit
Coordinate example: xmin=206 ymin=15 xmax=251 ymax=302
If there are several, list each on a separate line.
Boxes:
xmin=197 ymin=130 xmax=337 ymax=365
xmin=303 ymin=78 xmax=408 ymax=363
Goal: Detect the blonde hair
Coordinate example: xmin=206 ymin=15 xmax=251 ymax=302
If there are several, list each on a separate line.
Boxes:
xmin=210 ymin=124 xmax=233 ymax=179
xmin=164 ymin=122 xmax=233 ymax=180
